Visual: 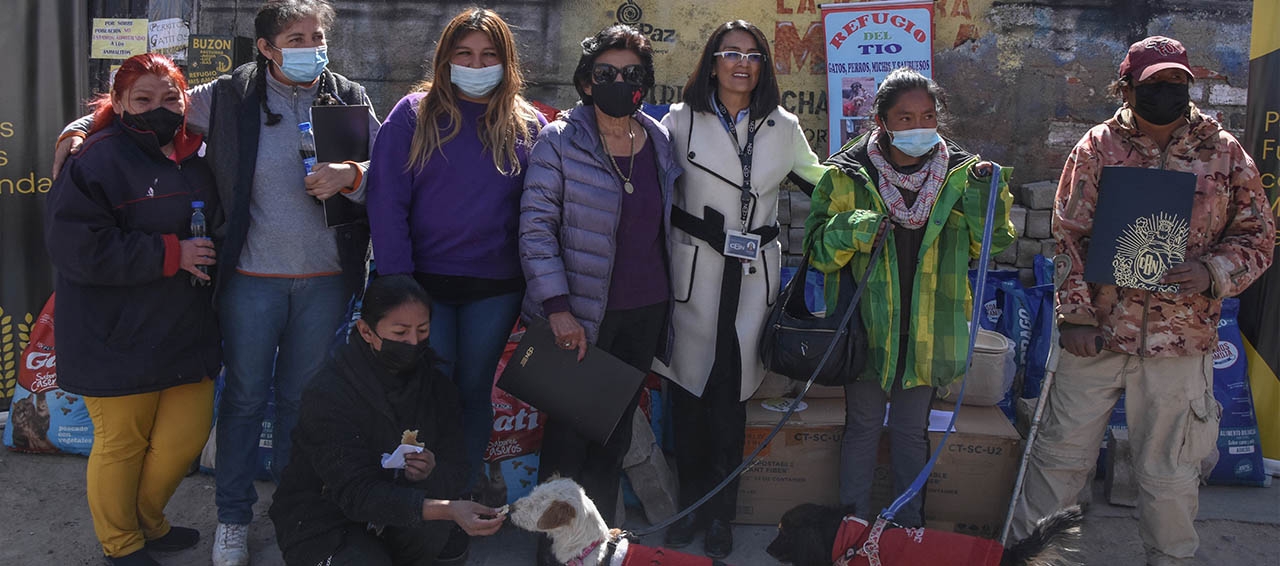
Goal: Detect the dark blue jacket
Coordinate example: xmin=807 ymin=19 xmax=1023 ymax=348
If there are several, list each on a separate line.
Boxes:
xmin=45 ymin=121 xmax=221 ymax=397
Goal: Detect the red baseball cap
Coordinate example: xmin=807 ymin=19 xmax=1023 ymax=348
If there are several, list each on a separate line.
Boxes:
xmin=1118 ymin=36 xmax=1192 ymax=81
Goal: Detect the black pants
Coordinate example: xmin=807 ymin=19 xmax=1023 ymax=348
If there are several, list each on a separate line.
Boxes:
xmin=671 ymin=360 xmax=747 ymax=522
xmin=284 ymin=522 xmax=450 ymax=566
xmin=536 ymin=302 xmax=667 ymax=560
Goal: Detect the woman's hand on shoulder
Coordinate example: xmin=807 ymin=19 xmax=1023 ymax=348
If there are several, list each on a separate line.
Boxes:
xmin=53 ymin=136 xmax=84 ymax=179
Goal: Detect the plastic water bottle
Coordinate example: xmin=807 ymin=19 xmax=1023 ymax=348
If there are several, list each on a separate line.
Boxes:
xmin=190 ymin=201 xmax=210 ymax=287
xmin=299 ymin=122 xmax=322 ymax=205
xmin=299 ymin=122 xmax=318 ymax=174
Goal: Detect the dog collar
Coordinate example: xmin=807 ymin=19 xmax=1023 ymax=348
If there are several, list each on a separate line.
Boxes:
xmin=566 ymin=538 xmax=604 ymax=566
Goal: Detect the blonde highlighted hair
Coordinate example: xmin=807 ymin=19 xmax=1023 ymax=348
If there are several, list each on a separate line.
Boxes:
xmin=408 ymin=8 xmax=538 ymax=175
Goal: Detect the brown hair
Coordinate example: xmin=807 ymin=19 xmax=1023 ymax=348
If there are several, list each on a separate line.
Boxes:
xmin=408 ymin=8 xmax=537 ymax=175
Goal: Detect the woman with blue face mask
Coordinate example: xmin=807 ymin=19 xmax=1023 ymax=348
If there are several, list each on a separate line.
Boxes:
xmin=52 ymin=3 xmax=380 ymax=566
xmin=803 ymin=67 xmax=1016 ymax=528
xmin=365 ymin=9 xmax=545 ymax=544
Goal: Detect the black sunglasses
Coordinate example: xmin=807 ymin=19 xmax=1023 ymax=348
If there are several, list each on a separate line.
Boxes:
xmin=591 ymin=63 xmax=646 ymax=86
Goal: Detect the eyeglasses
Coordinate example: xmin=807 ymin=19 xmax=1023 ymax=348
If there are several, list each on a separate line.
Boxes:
xmin=591 ymin=63 xmax=646 ymax=86
xmin=714 ymin=51 xmax=766 ymax=64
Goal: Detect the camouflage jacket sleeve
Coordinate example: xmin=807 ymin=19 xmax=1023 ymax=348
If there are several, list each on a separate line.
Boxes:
xmin=804 ymin=168 xmax=886 ymax=274
xmin=1052 ymin=134 xmax=1102 ymax=326
xmin=1201 ymin=139 xmax=1276 ymax=298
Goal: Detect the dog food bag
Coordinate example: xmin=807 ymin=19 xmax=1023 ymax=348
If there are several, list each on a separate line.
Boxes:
xmin=968 ymin=269 xmax=1020 ymax=331
xmin=3 ymin=294 xmax=95 ymax=455
xmin=1207 ymin=299 xmax=1267 ymax=486
xmin=484 ymin=336 xmax=546 ymax=506
xmin=779 ymin=265 xmax=826 ymax=314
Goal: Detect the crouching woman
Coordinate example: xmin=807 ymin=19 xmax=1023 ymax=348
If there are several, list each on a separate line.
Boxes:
xmin=269 ymin=275 xmax=504 ymax=566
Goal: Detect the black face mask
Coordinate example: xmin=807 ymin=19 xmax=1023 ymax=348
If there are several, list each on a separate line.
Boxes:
xmin=591 ymin=81 xmax=644 ymax=118
xmin=1133 ymin=82 xmax=1190 ymax=126
xmin=372 ymin=334 xmax=430 ymax=375
xmin=121 ymin=107 xmax=184 ymax=147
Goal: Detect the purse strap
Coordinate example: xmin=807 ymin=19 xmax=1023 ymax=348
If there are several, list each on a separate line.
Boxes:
xmin=784 ymin=220 xmax=890 ymax=324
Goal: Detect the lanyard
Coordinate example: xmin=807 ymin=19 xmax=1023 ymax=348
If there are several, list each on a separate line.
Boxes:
xmin=714 ymin=97 xmax=760 ymax=231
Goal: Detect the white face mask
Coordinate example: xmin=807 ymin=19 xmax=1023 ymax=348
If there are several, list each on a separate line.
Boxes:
xmin=450 ymin=63 xmax=504 ymax=99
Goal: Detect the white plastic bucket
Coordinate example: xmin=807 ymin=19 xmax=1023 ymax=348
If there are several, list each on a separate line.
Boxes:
xmin=940 ymin=328 xmax=1015 ymax=406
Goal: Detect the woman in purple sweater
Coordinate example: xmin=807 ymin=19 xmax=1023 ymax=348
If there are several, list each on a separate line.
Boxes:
xmin=366 ymin=7 xmax=544 ymax=497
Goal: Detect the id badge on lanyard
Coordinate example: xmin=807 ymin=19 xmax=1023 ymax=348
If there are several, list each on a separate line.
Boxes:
xmin=724 ymin=230 xmax=762 ymax=260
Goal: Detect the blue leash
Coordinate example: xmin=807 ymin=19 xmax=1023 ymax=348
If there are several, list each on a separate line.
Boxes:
xmin=881 ymin=163 xmax=1003 ymax=522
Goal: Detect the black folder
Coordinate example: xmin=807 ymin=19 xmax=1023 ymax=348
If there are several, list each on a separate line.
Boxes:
xmin=310 ymin=105 xmax=371 ymax=227
xmin=1083 ymin=166 xmax=1195 ymax=292
xmin=497 ymin=321 xmax=646 ymax=445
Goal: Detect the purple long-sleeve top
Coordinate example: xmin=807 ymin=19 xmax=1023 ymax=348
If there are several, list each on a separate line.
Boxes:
xmin=367 ymin=92 xmax=542 ymax=279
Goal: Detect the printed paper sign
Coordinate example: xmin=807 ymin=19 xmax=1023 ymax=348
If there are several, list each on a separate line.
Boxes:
xmin=822 ymin=1 xmax=934 ymax=155
xmin=187 ymin=35 xmax=237 ymax=86
xmin=149 ymin=18 xmax=190 ymax=61
xmin=91 ymin=18 xmax=148 ymax=60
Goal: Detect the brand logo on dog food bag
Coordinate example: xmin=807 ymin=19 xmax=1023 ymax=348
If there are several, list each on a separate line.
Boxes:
xmin=1212 ymin=340 xmax=1238 ymax=369
xmin=19 ymin=348 xmax=58 ymax=394
xmin=984 ymin=300 xmax=1000 ymax=323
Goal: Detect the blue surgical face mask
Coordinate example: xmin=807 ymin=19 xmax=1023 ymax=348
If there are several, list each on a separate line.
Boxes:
xmin=887 ymin=127 xmax=942 ymax=158
xmin=451 ymin=63 xmax=504 ymax=99
xmin=275 ymin=45 xmax=329 ymax=84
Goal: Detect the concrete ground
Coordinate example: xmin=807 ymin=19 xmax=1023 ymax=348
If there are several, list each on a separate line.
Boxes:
xmin=0 ymin=450 xmax=1276 ymax=565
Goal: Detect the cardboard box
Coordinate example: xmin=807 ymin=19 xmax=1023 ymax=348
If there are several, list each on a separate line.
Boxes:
xmin=734 ymin=398 xmax=845 ymax=524
xmin=869 ymin=404 xmax=1022 ymax=539
xmin=751 ymin=371 xmax=845 ymax=400
xmin=733 ymin=401 xmax=1022 ymax=537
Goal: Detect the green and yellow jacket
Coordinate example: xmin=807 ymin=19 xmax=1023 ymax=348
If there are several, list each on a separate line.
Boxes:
xmin=803 ymin=133 xmax=1015 ymax=391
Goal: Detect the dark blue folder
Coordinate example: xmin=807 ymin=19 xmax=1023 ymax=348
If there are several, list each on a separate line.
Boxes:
xmin=1083 ymin=166 xmax=1195 ymax=292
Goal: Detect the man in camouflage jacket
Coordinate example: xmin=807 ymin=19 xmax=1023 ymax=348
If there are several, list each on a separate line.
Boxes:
xmin=1011 ymin=36 xmax=1274 ymax=566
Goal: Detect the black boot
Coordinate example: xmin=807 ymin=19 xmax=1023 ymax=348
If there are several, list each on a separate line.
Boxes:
xmin=663 ymin=511 xmax=703 ymax=548
xmin=106 ymin=549 xmax=159 ymax=566
xmin=703 ymin=518 xmax=733 ymax=559
xmin=436 ymin=526 xmax=470 ymax=565
xmin=145 ymin=526 xmax=199 ymax=552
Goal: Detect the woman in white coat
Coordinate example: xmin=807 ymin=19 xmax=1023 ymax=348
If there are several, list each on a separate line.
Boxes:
xmin=656 ymin=20 xmax=828 ymax=558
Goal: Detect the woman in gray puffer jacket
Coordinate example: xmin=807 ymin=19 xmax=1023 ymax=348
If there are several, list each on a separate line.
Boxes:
xmin=518 ymin=24 xmax=680 ymax=565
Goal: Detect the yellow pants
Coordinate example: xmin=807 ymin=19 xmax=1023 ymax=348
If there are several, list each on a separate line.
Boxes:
xmin=83 ymin=379 xmax=214 ymax=557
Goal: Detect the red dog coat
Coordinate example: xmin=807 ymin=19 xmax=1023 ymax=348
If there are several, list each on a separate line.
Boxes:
xmin=621 ymin=544 xmax=721 ymax=565
xmin=831 ymin=516 xmax=1003 ymax=566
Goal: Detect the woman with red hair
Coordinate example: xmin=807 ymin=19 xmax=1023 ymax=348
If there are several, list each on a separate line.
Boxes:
xmin=45 ymin=52 xmax=221 ymax=566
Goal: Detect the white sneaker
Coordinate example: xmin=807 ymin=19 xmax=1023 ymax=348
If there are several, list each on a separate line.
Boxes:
xmin=212 ymin=522 xmax=250 ymax=566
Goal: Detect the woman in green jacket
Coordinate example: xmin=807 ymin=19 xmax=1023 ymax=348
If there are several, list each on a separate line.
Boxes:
xmin=803 ymin=67 xmax=1015 ymax=526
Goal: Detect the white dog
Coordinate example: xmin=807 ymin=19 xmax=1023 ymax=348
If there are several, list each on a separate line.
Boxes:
xmin=510 ymin=477 xmax=727 ymax=566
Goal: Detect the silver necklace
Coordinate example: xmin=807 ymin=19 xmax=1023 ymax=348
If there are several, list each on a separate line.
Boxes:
xmin=599 ymin=120 xmax=636 ymax=194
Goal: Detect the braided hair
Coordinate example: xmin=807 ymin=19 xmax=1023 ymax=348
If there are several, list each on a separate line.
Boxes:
xmin=253 ymin=0 xmax=337 ymax=126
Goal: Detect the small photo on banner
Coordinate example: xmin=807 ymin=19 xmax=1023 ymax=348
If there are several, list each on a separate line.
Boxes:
xmin=1083 ymin=166 xmax=1195 ymax=292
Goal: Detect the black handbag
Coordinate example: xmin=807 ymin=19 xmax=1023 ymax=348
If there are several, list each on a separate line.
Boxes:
xmin=760 ymin=225 xmax=888 ymax=386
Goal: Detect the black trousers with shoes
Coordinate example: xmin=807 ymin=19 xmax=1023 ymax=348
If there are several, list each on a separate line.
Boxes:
xmin=536 ymin=302 xmax=668 ymax=563
xmin=670 ymin=362 xmax=747 ymax=523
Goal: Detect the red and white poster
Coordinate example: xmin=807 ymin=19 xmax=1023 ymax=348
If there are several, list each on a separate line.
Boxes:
xmin=822 ymin=0 xmax=934 ymax=155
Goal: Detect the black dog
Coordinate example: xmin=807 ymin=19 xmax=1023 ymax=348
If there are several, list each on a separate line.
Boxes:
xmin=766 ymin=503 xmax=1083 ymax=566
